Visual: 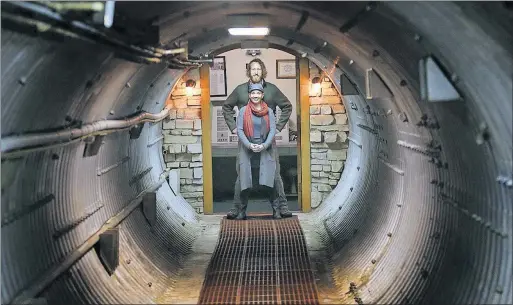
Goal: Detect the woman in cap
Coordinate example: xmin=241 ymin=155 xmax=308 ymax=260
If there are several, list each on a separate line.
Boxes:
xmin=229 ymin=83 xmax=279 ymax=220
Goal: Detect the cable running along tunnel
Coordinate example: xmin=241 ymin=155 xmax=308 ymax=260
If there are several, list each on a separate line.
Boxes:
xmin=1 ymin=1 xmax=512 ymax=305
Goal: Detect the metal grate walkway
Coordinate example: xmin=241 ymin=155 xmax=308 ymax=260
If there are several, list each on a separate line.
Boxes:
xmin=198 ymin=216 xmax=319 ymax=304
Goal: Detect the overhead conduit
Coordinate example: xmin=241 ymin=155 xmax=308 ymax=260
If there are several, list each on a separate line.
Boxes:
xmin=1 ymin=1 xmax=511 ymax=305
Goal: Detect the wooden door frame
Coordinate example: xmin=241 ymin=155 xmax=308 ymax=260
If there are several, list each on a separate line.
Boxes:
xmin=201 ymin=58 xmax=311 ymax=214
xmin=200 ymin=64 xmax=214 ymax=214
xmin=297 ymin=57 xmax=311 ymax=212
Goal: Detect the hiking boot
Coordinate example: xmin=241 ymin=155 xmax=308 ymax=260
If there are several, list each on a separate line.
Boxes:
xmin=226 ymin=203 xmax=241 ymax=220
xmin=271 ymin=200 xmax=282 ymax=219
xmin=279 ymin=203 xmax=293 ymax=218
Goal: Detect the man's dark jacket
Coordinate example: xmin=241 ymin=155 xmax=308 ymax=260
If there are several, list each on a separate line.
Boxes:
xmin=222 ymin=80 xmax=292 ymax=132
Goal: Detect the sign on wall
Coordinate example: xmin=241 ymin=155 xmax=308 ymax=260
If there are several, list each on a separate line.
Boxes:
xmin=210 ymin=56 xmax=227 ymax=97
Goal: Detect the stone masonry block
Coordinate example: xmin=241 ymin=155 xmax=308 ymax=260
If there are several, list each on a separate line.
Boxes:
xmin=310 ymin=96 xmax=340 ymax=105
xmin=311 ymin=191 xmax=323 ymax=208
xmin=192 ymin=154 xmax=203 ymax=162
xmin=311 ymin=152 xmax=327 ymax=160
xmin=311 ymin=159 xmax=330 ymax=165
xmin=310 ymin=106 xmax=321 ymax=114
xmin=180 ymin=168 xmax=193 ymax=179
xmin=187 ymin=96 xmax=201 ymax=106
xmin=176 ymin=119 xmax=194 ymax=129
xmin=194 ymin=168 xmax=203 ymax=179
xmin=328 ymin=150 xmax=347 ymax=161
xmin=331 ymin=161 xmax=344 ymax=172
xmin=324 ymin=132 xmax=338 ymax=143
xmin=321 ymin=105 xmax=332 ymax=114
xmin=164 ymin=135 xmax=197 ymax=144
xmin=168 ymin=109 xmax=177 ymax=119
xmin=322 ymin=87 xmax=338 ymax=96
xmin=163 ymin=119 xmax=176 ymax=129
xmin=176 ymin=153 xmax=192 ymax=161
xmin=334 ymin=113 xmax=348 ymax=125
xmin=310 ymin=130 xmax=322 ymax=143
xmin=331 ymin=104 xmax=346 ymax=114
xmin=311 ymin=165 xmax=323 ymax=171
xmin=167 ymin=162 xmax=180 ymax=168
xmin=194 ymin=119 xmax=202 ymax=130
xmin=310 ymin=115 xmax=334 ymax=126
xmin=187 ymin=144 xmax=202 ymax=154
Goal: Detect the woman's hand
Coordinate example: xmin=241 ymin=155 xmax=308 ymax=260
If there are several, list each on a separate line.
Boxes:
xmin=250 ymin=143 xmax=264 ymax=152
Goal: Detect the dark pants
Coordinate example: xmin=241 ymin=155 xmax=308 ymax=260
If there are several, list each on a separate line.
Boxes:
xmin=240 ymin=166 xmax=276 ymax=205
xmin=234 ymin=147 xmax=287 ymax=207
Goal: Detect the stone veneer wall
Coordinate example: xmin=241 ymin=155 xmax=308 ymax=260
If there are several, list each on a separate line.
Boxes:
xmin=309 ymin=64 xmax=349 ymax=208
xmin=162 ymin=69 xmax=205 ymax=213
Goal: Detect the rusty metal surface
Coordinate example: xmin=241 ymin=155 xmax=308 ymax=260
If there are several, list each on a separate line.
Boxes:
xmin=199 ymin=216 xmax=319 ymax=305
xmin=1 ymin=2 xmax=512 ymax=305
xmin=1 ymin=29 xmax=199 ymax=304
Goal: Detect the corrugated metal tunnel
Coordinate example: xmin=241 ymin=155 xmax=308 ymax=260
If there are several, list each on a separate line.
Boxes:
xmin=1 ymin=1 xmax=512 ymax=304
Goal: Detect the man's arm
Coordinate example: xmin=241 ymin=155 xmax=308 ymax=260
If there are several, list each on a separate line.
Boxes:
xmin=272 ymin=85 xmax=292 ymax=132
xmin=222 ymin=86 xmax=240 ymax=133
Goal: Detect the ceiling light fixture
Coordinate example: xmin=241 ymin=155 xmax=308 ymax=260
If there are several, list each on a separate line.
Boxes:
xmin=228 ymin=27 xmax=270 ymax=36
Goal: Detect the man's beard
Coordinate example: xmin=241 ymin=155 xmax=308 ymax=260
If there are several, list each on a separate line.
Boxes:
xmin=251 ymin=75 xmax=262 ymax=83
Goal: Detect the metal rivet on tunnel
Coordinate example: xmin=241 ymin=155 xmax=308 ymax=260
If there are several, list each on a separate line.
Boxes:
xmin=451 ymin=73 xmax=458 ymax=82
xmin=387 ymin=233 xmax=392 ymax=237
xmin=18 ymin=77 xmax=27 ymax=85
xmin=150 ymin=83 xmax=154 ymax=87
xmin=182 ymin=222 xmax=185 ymax=226
xmin=400 ymin=80 xmax=407 ymax=86
xmin=167 ymin=206 xmax=171 ymax=210
xmin=496 ymin=286 xmax=503 ymax=294
xmin=357 ymin=166 xmax=360 ymax=171
xmin=126 ymin=259 xmax=131 ymax=264
xmin=372 ymin=50 xmax=380 ymax=57
xmin=125 ymin=82 xmax=131 ymax=88
xmin=52 ymin=154 xmax=59 ymax=160
xmin=339 ymin=206 xmax=342 ymax=210
xmin=109 ymin=110 xmax=115 ymax=115
xmin=349 ymin=59 xmax=354 ymax=65
xmin=414 ymin=34 xmax=421 ymax=41
xmin=350 ymin=187 xmax=353 ymax=191
xmin=371 ymin=259 xmax=376 ymax=264
xmin=420 ymin=269 xmax=428 ymax=279
xmin=65 ymin=115 xmax=73 ymax=122
xmin=148 ymin=282 xmax=152 ymax=287
xmin=399 ymin=113 xmax=408 ymax=122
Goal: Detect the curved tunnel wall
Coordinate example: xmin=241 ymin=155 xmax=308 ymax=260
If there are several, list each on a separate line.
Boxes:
xmin=2 ymin=2 xmax=512 ymax=304
xmin=1 ymin=33 xmax=200 ymax=304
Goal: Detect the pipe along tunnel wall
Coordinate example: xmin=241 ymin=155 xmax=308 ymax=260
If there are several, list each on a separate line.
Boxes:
xmin=1 ymin=2 xmax=512 ymax=304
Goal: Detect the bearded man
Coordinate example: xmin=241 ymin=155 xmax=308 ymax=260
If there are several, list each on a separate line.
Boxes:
xmin=222 ymin=58 xmax=293 ymax=219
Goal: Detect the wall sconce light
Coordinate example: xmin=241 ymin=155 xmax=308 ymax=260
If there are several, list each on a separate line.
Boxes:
xmin=311 ymin=76 xmax=321 ymax=96
xmin=185 ymin=79 xmax=196 ymax=96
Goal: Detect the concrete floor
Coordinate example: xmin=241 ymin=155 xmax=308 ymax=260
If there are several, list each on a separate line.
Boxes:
xmin=213 ymin=198 xmax=300 ymax=214
xmin=156 ymin=213 xmax=345 ymax=304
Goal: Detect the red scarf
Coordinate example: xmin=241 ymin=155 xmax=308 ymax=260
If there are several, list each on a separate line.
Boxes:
xmin=243 ymin=101 xmax=271 ymax=139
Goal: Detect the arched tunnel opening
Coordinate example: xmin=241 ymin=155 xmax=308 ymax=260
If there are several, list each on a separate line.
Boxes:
xmin=1 ymin=1 xmax=512 ymax=304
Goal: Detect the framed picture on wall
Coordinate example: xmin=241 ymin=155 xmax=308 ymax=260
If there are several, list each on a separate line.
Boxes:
xmin=210 ymin=56 xmax=227 ymax=97
xmin=276 ymin=59 xmax=296 ymax=79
